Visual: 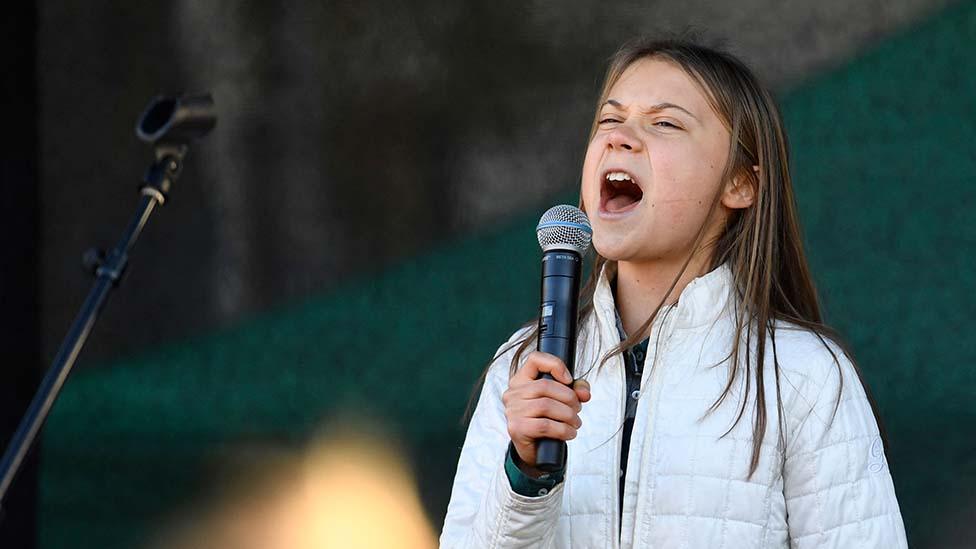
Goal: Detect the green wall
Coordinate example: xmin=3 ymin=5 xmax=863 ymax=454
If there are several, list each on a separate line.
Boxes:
xmin=785 ymin=1 xmax=976 ymax=544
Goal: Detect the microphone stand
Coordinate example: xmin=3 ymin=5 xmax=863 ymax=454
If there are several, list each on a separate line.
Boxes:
xmin=0 ymin=94 xmax=216 ymax=515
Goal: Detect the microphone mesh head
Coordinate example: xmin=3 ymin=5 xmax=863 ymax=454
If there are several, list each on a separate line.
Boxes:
xmin=536 ymin=205 xmax=593 ymax=254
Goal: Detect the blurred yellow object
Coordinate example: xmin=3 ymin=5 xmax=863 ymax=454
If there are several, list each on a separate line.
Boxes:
xmin=149 ymin=432 xmax=437 ymax=549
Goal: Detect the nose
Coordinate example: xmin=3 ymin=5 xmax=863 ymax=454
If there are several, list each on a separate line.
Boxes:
xmin=607 ymin=124 xmax=643 ymax=152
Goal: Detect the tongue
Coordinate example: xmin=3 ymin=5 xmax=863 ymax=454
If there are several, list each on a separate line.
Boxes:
xmin=606 ymin=193 xmax=639 ymax=212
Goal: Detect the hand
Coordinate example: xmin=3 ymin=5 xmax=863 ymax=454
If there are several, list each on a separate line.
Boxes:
xmin=502 ymin=351 xmax=592 ymax=476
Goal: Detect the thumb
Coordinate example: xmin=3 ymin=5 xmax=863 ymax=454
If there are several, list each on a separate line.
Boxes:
xmin=573 ymin=379 xmax=592 ymax=402
xmin=520 ymin=352 xmax=572 ymax=384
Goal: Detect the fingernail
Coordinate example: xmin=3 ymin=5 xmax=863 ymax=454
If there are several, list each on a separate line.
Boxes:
xmin=573 ymin=379 xmax=591 ymax=391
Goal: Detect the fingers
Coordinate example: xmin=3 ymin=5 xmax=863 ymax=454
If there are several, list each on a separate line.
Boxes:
xmin=505 ymin=396 xmax=582 ymax=428
xmin=504 ymin=352 xmax=591 ymax=468
xmin=503 ymin=378 xmax=580 ymax=410
xmin=508 ymin=417 xmax=579 ymax=444
xmin=513 ymin=352 xmax=573 ymax=385
xmin=573 ymin=379 xmax=592 ymax=403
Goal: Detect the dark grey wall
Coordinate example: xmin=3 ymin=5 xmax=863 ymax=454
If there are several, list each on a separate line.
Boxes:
xmin=38 ymin=0 xmax=955 ymax=365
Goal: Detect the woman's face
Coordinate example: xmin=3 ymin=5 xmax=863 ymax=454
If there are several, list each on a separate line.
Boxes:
xmin=581 ymin=57 xmax=733 ymax=266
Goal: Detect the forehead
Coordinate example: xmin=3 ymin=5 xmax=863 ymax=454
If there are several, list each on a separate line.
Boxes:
xmin=607 ymin=58 xmax=713 ymax=118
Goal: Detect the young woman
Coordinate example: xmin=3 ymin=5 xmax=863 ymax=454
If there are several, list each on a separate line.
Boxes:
xmin=440 ymin=38 xmax=908 ymax=548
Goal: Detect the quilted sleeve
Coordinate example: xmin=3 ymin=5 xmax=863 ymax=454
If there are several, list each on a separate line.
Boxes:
xmin=782 ymin=344 xmax=908 ymax=549
xmin=439 ymin=333 xmax=564 ymax=549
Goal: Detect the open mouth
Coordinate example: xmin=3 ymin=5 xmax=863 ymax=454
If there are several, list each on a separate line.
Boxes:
xmin=600 ymin=170 xmax=643 ymax=214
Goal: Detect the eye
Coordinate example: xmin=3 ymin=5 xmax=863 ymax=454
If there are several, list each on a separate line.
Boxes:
xmin=654 ymin=120 xmax=681 ymax=129
xmin=599 ymin=117 xmax=621 ymax=125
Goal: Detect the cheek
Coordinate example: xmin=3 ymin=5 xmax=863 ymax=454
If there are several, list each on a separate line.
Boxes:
xmin=580 ymin=138 xmax=605 ymax=207
xmin=643 ymin=151 xmax=689 ymax=207
xmin=646 ymin=152 xmax=722 ymax=231
xmin=654 ymin=145 xmax=723 ymax=203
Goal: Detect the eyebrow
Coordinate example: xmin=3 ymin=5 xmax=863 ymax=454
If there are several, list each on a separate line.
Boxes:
xmin=605 ymin=99 xmax=699 ymax=121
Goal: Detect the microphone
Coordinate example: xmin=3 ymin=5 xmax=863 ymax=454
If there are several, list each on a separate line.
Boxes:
xmin=533 ymin=205 xmax=593 ymax=472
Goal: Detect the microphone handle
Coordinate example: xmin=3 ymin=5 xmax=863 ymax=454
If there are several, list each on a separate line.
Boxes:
xmin=534 ymin=250 xmax=582 ymax=473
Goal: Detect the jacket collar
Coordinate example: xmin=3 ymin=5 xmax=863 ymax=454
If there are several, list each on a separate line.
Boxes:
xmin=593 ymin=261 xmax=735 ymax=332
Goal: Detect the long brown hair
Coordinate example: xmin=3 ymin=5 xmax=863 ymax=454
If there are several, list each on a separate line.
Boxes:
xmin=481 ymin=36 xmax=885 ymax=478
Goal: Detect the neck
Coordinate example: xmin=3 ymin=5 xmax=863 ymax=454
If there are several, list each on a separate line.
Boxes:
xmin=614 ymin=254 xmax=712 ymax=338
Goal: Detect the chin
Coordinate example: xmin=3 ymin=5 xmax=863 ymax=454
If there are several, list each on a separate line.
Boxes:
xmin=591 ymin=236 xmax=636 ymax=263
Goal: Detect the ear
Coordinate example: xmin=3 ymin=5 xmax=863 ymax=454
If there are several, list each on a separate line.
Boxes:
xmin=721 ymin=165 xmax=757 ymax=210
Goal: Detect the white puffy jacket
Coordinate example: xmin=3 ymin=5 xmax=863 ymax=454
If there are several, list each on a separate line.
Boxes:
xmin=440 ymin=264 xmax=908 ymax=548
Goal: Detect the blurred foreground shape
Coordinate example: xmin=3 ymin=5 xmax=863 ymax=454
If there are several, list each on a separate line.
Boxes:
xmin=147 ymin=431 xmax=436 ymax=549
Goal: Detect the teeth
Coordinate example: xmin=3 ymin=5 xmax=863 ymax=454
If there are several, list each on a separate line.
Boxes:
xmin=606 ymin=171 xmax=633 ymax=182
